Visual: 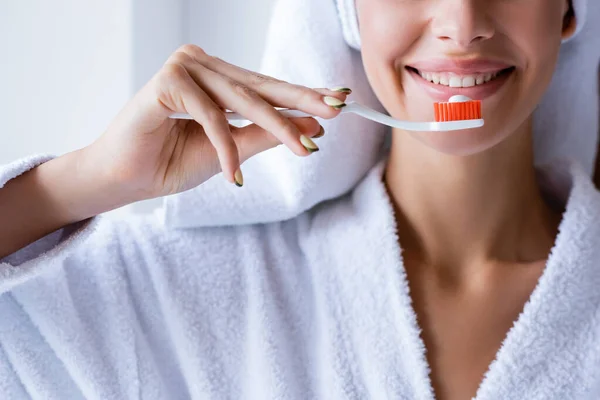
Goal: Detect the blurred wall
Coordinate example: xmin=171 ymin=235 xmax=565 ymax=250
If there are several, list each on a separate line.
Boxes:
xmin=0 ymin=0 xmax=133 ymax=163
xmin=0 ymin=0 xmax=277 ymax=213
xmin=187 ymin=0 xmax=277 ymax=71
xmin=0 ymin=0 xmax=277 ymax=162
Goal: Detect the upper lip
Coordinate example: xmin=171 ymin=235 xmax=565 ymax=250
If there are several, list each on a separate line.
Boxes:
xmin=407 ymin=58 xmax=513 ymax=74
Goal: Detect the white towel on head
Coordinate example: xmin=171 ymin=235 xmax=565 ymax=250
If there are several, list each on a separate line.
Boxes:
xmin=163 ymin=0 xmax=600 ymax=229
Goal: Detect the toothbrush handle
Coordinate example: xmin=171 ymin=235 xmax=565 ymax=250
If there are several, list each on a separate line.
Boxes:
xmin=171 ymin=103 xmax=484 ymax=132
xmin=170 ymin=109 xmax=314 ymax=122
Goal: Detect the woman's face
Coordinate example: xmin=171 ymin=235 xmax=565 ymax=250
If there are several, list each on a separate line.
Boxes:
xmin=357 ymin=0 xmax=571 ymax=156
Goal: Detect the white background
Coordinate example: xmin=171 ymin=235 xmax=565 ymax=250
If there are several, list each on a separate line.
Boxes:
xmin=0 ymin=0 xmax=276 ymax=163
xmin=0 ymin=0 xmax=277 ymax=213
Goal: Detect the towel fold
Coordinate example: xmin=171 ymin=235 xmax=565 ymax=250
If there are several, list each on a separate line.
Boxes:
xmin=163 ymin=0 xmax=599 ymax=228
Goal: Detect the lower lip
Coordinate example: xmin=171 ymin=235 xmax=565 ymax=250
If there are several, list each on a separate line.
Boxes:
xmin=407 ymin=68 xmax=514 ymax=102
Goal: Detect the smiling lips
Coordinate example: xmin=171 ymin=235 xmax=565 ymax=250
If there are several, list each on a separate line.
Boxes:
xmin=406 ymin=58 xmax=515 ymax=101
xmin=415 ymin=71 xmax=503 ymax=88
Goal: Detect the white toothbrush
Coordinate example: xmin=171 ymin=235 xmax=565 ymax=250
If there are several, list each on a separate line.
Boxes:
xmin=169 ymin=95 xmax=484 ymax=132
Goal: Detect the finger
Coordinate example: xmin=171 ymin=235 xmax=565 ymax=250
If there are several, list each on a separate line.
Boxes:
xmin=178 ymin=46 xmax=350 ymax=120
xmin=159 ymin=64 xmax=240 ymax=184
xmin=314 ymin=87 xmax=352 ymax=99
xmin=233 ymin=117 xmax=323 ymax=163
xmin=182 ymin=63 xmax=317 ymax=157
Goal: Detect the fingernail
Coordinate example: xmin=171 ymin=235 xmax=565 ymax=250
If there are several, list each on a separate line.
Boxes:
xmin=234 ymin=168 xmax=244 ymax=187
xmin=330 ymin=87 xmax=352 ymax=94
xmin=300 ymin=135 xmax=319 ymax=153
xmin=313 ymin=125 xmax=325 ymax=139
xmin=323 ymin=96 xmax=346 ymax=109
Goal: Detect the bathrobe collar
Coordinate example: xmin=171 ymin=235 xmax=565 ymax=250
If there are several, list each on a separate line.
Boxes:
xmin=306 ymin=157 xmax=600 ymax=399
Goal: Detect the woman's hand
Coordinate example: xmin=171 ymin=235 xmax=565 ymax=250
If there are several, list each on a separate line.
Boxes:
xmin=84 ymin=44 xmax=350 ymax=201
xmin=0 ymin=44 xmax=351 ymax=258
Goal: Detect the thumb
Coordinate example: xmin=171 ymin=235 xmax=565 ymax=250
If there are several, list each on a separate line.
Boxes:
xmin=232 ymin=117 xmax=324 ymax=163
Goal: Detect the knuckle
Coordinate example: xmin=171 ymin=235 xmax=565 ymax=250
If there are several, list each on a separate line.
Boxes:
xmin=176 ymin=44 xmax=206 ymax=58
xmin=294 ymin=85 xmax=319 ymax=105
xmin=166 ymin=50 xmax=194 ymax=66
xmin=230 ymin=81 xmax=257 ymax=100
xmin=209 ymin=55 xmax=227 ymax=66
xmin=158 ymin=63 xmax=189 ymax=86
xmin=152 ymin=64 xmax=191 ymax=111
xmin=276 ymin=119 xmax=298 ymax=138
xmin=202 ymin=55 xmax=226 ymax=71
xmin=203 ymin=109 xmax=228 ymax=128
xmin=247 ymin=72 xmax=272 ymax=88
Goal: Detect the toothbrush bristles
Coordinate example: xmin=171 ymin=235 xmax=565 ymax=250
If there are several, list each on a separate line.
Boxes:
xmin=434 ymin=100 xmax=482 ymax=122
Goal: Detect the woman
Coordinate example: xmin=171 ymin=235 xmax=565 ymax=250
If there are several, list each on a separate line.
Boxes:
xmin=0 ymin=0 xmax=599 ymax=399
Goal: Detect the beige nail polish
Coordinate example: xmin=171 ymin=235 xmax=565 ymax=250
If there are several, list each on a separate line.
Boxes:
xmin=330 ymin=87 xmax=352 ymax=94
xmin=234 ymin=168 xmax=244 ymax=187
xmin=323 ymin=96 xmax=347 ymax=109
xmin=300 ymin=135 xmax=319 ymax=153
xmin=313 ymin=125 xmax=325 ymax=138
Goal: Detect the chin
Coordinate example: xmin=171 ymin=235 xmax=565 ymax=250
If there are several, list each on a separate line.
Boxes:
xmin=405 ymin=125 xmax=512 ymax=156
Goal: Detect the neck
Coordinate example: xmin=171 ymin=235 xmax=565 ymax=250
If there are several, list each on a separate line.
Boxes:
xmin=384 ymin=119 xmax=560 ymax=275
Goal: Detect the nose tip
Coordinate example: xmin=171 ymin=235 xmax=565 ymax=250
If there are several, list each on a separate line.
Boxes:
xmin=439 ymin=34 xmax=489 ymax=48
xmin=432 ymin=2 xmax=495 ymax=48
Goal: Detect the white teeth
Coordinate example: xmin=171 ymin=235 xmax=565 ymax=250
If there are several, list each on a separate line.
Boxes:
xmin=448 ymin=76 xmax=462 ymax=88
xmin=462 ymin=76 xmax=475 ymax=88
xmin=416 ymin=69 xmax=505 ymax=88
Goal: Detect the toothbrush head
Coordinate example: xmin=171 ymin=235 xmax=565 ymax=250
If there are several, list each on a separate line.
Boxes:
xmin=434 ymin=95 xmax=482 ymax=122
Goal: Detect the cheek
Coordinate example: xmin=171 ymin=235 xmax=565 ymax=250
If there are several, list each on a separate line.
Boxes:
xmin=497 ymin=2 xmax=565 ymax=88
xmin=493 ymin=4 xmax=564 ymax=142
xmin=358 ymin=1 xmax=425 ymax=115
xmin=358 ymin=0 xmax=424 ymax=47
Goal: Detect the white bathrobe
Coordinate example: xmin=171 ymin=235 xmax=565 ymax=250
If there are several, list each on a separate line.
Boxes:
xmin=1 ymin=155 xmax=600 ymax=400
